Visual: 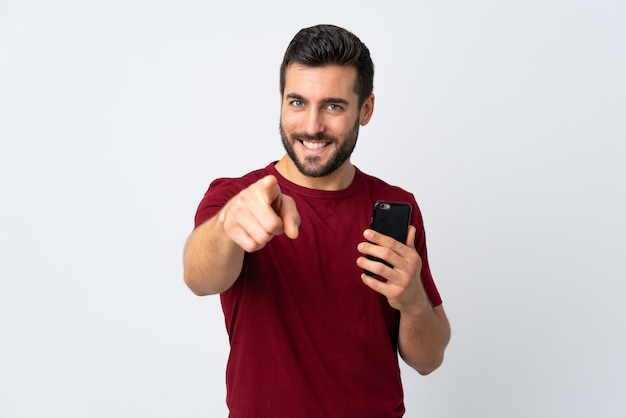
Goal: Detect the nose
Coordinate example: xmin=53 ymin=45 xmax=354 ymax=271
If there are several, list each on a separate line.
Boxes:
xmin=303 ymin=108 xmax=324 ymax=136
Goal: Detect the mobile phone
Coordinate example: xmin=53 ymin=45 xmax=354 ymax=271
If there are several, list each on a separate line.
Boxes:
xmin=364 ymin=201 xmax=412 ymax=276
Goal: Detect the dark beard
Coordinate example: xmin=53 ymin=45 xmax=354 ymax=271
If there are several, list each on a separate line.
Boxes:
xmin=279 ymin=118 xmax=360 ymax=178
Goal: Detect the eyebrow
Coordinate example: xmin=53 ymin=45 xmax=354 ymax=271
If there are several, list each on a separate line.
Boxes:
xmin=285 ymin=93 xmax=350 ymax=106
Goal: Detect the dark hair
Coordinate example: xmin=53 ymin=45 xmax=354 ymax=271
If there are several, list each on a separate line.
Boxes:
xmin=279 ymin=24 xmax=374 ymax=107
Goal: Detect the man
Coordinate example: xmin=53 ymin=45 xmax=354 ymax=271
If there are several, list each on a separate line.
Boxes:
xmin=184 ymin=24 xmax=450 ymax=417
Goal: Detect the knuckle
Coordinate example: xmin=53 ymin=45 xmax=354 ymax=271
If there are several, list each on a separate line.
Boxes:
xmin=263 ymin=217 xmax=283 ymax=235
xmin=369 ymin=264 xmax=385 ymax=276
xmin=408 ymin=252 xmax=422 ymax=270
xmin=379 ymin=247 xmax=394 ymax=261
xmin=389 ymin=289 xmax=402 ymax=301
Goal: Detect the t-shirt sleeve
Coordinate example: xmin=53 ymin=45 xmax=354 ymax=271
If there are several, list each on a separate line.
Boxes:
xmin=194 ymin=178 xmax=249 ymax=228
xmin=410 ymin=197 xmax=443 ymax=307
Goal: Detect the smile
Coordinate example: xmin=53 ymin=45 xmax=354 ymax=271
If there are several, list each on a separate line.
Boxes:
xmin=302 ymin=140 xmax=330 ymax=150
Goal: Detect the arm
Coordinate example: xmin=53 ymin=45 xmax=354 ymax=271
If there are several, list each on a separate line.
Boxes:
xmin=356 ymin=226 xmax=451 ymax=374
xmin=398 ymin=301 xmax=450 ymax=375
xmin=183 ymin=213 xmax=245 ymax=295
xmin=183 ymin=175 xmax=300 ymax=296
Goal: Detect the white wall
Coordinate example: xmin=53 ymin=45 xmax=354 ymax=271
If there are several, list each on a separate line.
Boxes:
xmin=1 ymin=1 xmax=624 ymax=417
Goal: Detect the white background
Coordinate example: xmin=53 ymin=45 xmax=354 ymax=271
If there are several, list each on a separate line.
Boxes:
xmin=1 ymin=1 xmax=625 ymax=417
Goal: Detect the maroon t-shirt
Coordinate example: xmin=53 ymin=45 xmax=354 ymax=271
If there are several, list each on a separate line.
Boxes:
xmin=194 ymin=163 xmax=442 ymax=418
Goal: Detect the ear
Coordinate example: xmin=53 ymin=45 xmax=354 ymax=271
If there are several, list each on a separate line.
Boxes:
xmin=359 ymin=94 xmax=375 ymax=126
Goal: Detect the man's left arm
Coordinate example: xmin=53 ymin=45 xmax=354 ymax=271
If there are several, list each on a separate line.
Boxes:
xmin=357 ymin=226 xmax=451 ymax=375
xmin=397 ymin=301 xmax=450 ymax=375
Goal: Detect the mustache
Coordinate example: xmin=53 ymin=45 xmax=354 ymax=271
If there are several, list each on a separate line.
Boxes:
xmin=291 ymin=132 xmax=337 ymax=142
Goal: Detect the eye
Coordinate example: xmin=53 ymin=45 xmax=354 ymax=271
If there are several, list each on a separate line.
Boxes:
xmin=326 ymin=103 xmax=342 ymax=111
xmin=291 ymin=100 xmax=304 ymax=107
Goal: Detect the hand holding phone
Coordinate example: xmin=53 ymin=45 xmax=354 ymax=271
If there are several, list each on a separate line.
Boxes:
xmin=364 ymin=201 xmax=412 ymax=276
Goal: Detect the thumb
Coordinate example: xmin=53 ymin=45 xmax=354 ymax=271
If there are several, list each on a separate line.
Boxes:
xmin=279 ymin=195 xmax=300 ymax=239
xmin=405 ymin=225 xmax=417 ymax=249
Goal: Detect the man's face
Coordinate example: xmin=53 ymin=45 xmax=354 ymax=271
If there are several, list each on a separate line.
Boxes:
xmin=280 ymin=63 xmax=368 ymax=178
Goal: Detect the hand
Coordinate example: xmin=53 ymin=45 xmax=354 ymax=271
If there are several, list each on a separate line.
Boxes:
xmin=356 ymin=226 xmax=426 ymax=314
xmin=219 ymin=175 xmax=300 ymax=252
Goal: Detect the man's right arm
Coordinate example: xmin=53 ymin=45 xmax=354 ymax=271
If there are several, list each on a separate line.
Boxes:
xmin=183 ymin=175 xmax=300 ymax=296
xmin=183 ymin=212 xmax=246 ymax=295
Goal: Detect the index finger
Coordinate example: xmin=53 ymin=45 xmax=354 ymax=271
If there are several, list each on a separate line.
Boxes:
xmin=258 ymin=175 xmax=281 ymax=207
xmin=364 ymin=228 xmax=407 ymax=249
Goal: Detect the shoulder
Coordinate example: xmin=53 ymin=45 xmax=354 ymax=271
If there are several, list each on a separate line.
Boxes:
xmin=355 ymin=168 xmax=425 ymax=225
xmin=356 ymin=168 xmax=417 ymax=202
xmin=194 ymin=164 xmax=273 ymax=227
xmin=207 ymin=166 xmax=269 ymax=194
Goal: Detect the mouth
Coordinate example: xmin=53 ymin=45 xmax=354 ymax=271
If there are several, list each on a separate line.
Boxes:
xmin=301 ymin=140 xmax=330 ymax=151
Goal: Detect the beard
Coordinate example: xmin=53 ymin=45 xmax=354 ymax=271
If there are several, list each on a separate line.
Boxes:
xmin=279 ymin=118 xmax=360 ymax=178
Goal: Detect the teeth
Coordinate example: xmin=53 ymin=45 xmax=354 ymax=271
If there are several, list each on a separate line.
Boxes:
xmin=302 ymin=141 xmax=328 ymax=150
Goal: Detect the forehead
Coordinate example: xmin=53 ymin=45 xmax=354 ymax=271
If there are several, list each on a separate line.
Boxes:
xmin=283 ymin=63 xmax=358 ymax=100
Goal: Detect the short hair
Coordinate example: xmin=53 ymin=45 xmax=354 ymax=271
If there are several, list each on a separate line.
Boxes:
xmin=279 ymin=24 xmax=374 ymax=107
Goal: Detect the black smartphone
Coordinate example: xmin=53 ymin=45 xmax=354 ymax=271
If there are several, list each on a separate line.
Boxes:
xmin=364 ymin=201 xmax=412 ymax=276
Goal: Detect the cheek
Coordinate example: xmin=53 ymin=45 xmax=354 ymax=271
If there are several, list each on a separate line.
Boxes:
xmin=328 ymin=117 xmax=356 ymax=136
xmin=280 ymin=111 xmax=301 ymax=131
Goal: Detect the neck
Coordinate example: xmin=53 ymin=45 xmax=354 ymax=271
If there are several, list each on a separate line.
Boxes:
xmin=274 ymin=156 xmax=356 ymax=191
